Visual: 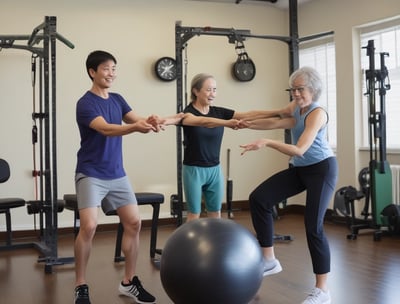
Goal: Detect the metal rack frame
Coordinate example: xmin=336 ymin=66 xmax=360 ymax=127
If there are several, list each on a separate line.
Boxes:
xmin=0 ymin=16 xmax=75 ymax=273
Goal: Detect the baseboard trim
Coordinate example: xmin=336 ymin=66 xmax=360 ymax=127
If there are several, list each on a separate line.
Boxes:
xmin=0 ymin=201 xmax=308 ymax=241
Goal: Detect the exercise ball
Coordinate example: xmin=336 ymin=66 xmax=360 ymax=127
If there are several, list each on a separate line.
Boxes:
xmin=160 ymin=218 xmax=264 ymax=304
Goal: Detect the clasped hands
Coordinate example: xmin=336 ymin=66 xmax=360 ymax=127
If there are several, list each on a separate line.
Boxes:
xmin=228 ymin=119 xmax=251 ymax=130
xmin=146 ymin=113 xmax=185 ymax=132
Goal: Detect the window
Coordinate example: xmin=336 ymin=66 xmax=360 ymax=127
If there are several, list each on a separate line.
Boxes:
xmin=299 ymin=41 xmax=337 ymax=147
xmin=360 ymin=23 xmax=400 ymax=149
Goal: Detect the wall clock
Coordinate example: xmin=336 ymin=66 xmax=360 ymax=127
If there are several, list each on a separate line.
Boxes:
xmin=155 ymin=56 xmax=177 ymax=81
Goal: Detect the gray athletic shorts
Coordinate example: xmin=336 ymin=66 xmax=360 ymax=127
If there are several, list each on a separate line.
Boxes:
xmin=75 ymin=173 xmax=137 ymax=214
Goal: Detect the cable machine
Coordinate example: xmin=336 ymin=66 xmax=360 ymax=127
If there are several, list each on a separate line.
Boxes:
xmin=0 ymin=16 xmax=75 ymax=273
xmin=352 ymin=39 xmax=398 ymax=240
xmin=171 ymin=0 xmax=334 ymax=226
xmin=365 ymin=39 xmax=392 ymax=229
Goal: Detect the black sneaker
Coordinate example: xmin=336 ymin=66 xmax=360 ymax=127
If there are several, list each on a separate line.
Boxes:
xmin=74 ymin=284 xmax=91 ymax=304
xmin=118 ymin=276 xmax=156 ymax=304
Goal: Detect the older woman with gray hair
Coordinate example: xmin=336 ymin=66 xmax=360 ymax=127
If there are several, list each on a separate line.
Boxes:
xmin=240 ymin=66 xmax=337 ymax=304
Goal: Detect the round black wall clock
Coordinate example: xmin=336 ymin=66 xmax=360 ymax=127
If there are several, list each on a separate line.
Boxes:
xmin=155 ymin=56 xmax=177 ymax=81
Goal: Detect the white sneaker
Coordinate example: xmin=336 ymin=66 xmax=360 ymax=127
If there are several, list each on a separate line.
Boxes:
xmin=302 ymin=287 xmax=331 ymax=304
xmin=262 ymin=258 xmax=282 ymax=277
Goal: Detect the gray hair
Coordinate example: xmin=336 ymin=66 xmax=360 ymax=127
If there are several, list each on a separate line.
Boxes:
xmin=190 ymin=73 xmax=215 ymax=102
xmin=289 ymin=66 xmax=323 ymax=101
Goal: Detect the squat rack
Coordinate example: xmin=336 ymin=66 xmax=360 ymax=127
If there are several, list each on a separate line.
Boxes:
xmin=173 ymin=0 xmax=334 ymax=225
xmin=0 ymin=16 xmax=75 ymax=273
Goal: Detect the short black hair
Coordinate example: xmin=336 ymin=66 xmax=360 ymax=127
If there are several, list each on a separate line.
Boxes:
xmin=85 ymin=50 xmax=117 ymax=80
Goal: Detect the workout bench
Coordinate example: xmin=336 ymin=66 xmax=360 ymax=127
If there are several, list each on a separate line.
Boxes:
xmin=63 ymin=192 xmax=164 ymax=263
xmin=0 ymin=198 xmax=28 ymax=250
xmin=0 ymin=158 xmax=32 ymax=251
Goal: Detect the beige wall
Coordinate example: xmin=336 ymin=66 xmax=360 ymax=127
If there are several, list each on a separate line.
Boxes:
xmin=0 ymin=0 xmax=399 ymax=231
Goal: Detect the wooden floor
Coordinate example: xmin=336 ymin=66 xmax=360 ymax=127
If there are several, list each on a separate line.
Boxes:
xmin=1 ymin=211 xmax=400 ymax=304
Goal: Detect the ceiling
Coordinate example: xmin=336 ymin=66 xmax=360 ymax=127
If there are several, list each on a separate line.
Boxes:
xmin=184 ymin=0 xmax=313 ymax=10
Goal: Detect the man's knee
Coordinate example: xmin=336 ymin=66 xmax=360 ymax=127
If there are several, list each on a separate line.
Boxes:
xmin=78 ymin=221 xmax=98 ymax=240
xmin=123 ymin=217 xmax=141 ymax=233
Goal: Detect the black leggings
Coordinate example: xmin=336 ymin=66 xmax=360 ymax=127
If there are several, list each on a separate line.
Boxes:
xmin=249 ymin=157 xmax=338 ymax=274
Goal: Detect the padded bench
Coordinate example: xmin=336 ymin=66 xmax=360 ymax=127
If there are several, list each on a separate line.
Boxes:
xmin=0 ymin=158 xmax=32 ymax=251
xmin=0 ymin=198 xmax=26 ymax=249
xmin=63 ymin=192 xmax=164 ymax=262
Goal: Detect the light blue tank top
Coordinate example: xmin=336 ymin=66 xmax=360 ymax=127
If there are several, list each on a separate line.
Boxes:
xmin=289 ymin=102 xmax=334 ymax=167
